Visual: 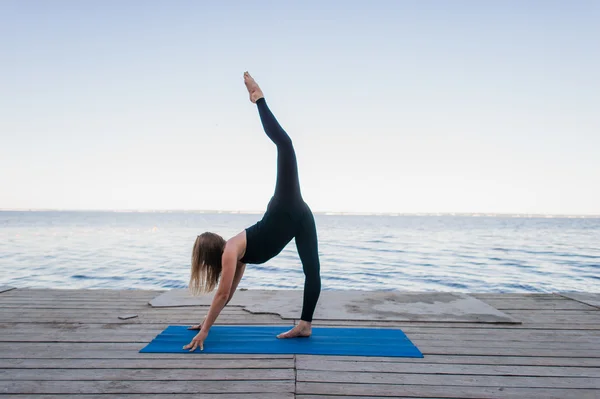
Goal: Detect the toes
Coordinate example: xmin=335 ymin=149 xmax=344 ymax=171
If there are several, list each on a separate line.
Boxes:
xmin=277 ymin=329 xmax=295 ymax=339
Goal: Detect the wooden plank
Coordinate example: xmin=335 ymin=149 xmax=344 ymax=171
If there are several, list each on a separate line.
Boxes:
xmin=296 ymin=357 xmax=600 ymax=377
xmin=0 ymin=328 xmax=296 ymax=338
xmin=7 ymin=323 xmax=596 ymax=346
xmin=4 ymin=289 xmax=600 ymax=399
xmin=7 ymin=323 xmax=598 ymax=342
xmin=0 ymin=291 xmax=159 ymax=298
xmin=0 ymin=296 xmax=157 ymax=303
xmin=297 ymin=382 xmax=599 ymax=399
xmin=404 ymin=332 xmax=600 ymax=343
xmin=1 ymin=331 xmax=595 ymax=344
xmin=409 ymin=339 xmax=600 ymax=350
xmin=0 ymin=296 xmax=167 ymax=304
xmin=296 ymin=354 xmax=600 ymax=367
xmin=0 ymin=348 xmax=294 ymax=359
xmin=2 ymin=333 xmax=598 ymax=349
xmin=0 ymin=342 xmax=141 ymax=350
xmin=0 ymin=342 xmax=288 ymax=353
xmin=0 ymin=304 xmax=154 ymax=310
xmin=0 ymin=368 xmax=294 ymax=381
xmin=0 ymin=308 xmax=256 ymax=316
xmin=0 ymin=302 xmax=156 ymax=307
xmin=473 ymin=295 xmax=571 ymax=302
xmin=298 ymin=393 xmax=594 ymax=399
xmin=0 ymin=316 xmax=285 ymax=324
xmin=12 ymin=319 xmax=594 ymax=330
xmin=297 ymin=370 xmax=600 ymax=388
xmin=0 ymin=305 xmax=157 ymax=312
xmin=492 ymin=316 xmax=599 ymax=324
xmin=5 ymin=310 xmax=597 ymax=323
xmin=0 ymin=334 xmax=158 ymax=343
xmin=0 ymin=288 xmax=160 ymax=297
xmin=476 ymin=299 xmax=598 ymax=311
xmin=0 ymin=295 xmax=156 ymax=302
xmin=472 ymin=294 xmax=561 ymax=300
xmin=0 ymin=317 xmax=600 ymax=337
xmin=399 ymin=327 xmax=600 ymax=338
xmin=0 ymin=342 xmax=294 ymax=359
xmin=421 ymin=346 xmax=600 ymax=357
xmin=0 ymin=300 xmax=159 ymax=307
xmin=0 ymin=358 xmax=294 ymax=369
xmin=298 ymin=397 xmax=444 ymax=399
xmin=505 ymin=310 xmax=600 ymax=316
xmin=0 ymin=380 xmax=294 ymax=394
xmin=2 ymin=328 xmax=597 ymax=342
xmin=3 ymin=318 xmax=599 ymax=330
xmin=309 ymin=320 xmax=600 ymax=329
xmin=1 ymin=323 xmax=596 ymax=339
xmin=16 ymin=395 xmax=293 ymax=399
xmin=298 ymin=397 xmax=445 ymax=399
xmin=0 ymin=308 xmax=253 ymax=316
xmin=0 ymin=322 xmax=289 ymax=332
xmin=0 ymin=308 xmax=266 ymax=316
xmin=2 ymin=343 xmax=598 ymax=359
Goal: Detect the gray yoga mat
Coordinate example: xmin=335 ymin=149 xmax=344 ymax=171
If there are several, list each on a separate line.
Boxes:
xmin=150 ymin=290 xmax=520 ymax=324
xmin=0 ymin=286 xmax=16 ymax=294
xmin=560 ymin=292 xmax=600 ymax=309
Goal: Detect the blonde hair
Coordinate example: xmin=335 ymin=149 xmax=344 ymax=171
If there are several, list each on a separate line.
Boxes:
xmin=190 ymin=232 xmax=226 ymax=295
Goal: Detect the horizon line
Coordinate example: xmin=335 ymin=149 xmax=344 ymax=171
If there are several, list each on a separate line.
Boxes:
xmin=0 ymin=208 xmax=599 ymax=218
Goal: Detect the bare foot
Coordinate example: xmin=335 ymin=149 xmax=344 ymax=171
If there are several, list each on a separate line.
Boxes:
xmin=277 ymin=321 xmax=312 ymax=339
xmin=243 ymin=71 xmax=264 ymax=103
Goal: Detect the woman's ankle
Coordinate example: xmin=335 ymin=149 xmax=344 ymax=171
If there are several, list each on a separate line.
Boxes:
xmin=298 ymin=320 xmax=312 ymax=328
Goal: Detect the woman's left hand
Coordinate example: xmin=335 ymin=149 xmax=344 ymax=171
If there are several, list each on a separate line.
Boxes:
xmin=183 ymin=330 xmax=208 ymax=352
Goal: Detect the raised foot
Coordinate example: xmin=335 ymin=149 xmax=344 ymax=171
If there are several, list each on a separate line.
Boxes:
xmin=277 ymin=322 xmax=312 ymax=339
xmin=243 ymin=71 xmax=264 ymax=103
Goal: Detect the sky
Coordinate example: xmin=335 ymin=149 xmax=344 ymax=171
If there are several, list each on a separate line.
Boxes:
xmin=1 ymin=1 xmax=599 ymax=215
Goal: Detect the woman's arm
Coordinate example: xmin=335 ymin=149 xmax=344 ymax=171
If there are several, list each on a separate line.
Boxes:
xmin=183 ymin=247 xmax=237 ymax=351
xmin=202 ymin=249 xmax=236 ymax=329
xmin=188 ymin=261 xmax=245 ymax=330
xmin=226 ymin=262 xmax=246 ymax=305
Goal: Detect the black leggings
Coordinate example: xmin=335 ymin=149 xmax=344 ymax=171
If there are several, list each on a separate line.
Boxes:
xmin=241 ymin=98 xmax=321 ymax=322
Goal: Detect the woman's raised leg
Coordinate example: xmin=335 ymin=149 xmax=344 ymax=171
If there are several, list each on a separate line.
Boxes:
xmin=244 ymin=72 xmax=302 ymax=202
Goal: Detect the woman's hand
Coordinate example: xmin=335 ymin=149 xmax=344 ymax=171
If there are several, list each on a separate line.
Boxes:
xmin=183 ymin=330 xmax=208 ymax=352
xmin=188 ymin=317 xmax=206 ymax=330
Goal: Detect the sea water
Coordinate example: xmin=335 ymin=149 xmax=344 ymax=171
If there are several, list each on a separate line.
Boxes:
xmin=1 ymin=211 xmax=598 ymax=292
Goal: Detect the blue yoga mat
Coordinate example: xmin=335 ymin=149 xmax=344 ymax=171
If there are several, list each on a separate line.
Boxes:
xmin=140 ymin=325 xmax=423 ymax=357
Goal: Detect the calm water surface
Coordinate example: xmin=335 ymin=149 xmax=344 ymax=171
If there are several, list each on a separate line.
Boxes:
xmin=1 ymin=211 xmax=598 ymax=292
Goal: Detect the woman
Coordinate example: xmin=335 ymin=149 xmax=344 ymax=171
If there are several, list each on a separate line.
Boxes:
xmin=183 ymin=72 xmax=321 ymax=352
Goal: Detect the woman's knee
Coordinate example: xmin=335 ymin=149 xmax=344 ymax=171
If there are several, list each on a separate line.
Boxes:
xmin=276 ymin=135 xmax=294 ymax=153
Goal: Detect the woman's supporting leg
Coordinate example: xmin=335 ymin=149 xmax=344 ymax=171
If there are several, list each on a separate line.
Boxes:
xmin=276 ymin=207 xmax=321 ymax=338
xmin=256 ymin=98 xmax=302 ymax=202
xmin=295 ymin=208 xmax=321 ymax=322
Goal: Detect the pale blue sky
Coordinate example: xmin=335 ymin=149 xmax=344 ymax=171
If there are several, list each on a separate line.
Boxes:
xmin=1 ymin=1 xmax=599 ymax=214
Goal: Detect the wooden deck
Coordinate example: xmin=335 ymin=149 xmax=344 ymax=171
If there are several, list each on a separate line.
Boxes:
xmin=0 ymin=289 xmax=599 ymax=398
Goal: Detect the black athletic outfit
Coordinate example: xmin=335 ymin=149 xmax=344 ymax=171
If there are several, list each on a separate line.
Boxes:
xmin=240 ymin=98 xmax=321 ymax=322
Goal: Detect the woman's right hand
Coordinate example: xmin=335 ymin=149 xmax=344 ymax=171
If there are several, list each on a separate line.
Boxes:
xmin=188 ymin=317 xmax=205 ymax=330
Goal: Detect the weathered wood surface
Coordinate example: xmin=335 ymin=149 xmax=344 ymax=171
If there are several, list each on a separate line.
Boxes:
xmin=0 ymin=286 xmax=16 ymax=294
xmin=6 ymin=396 xmax=292 ymax=399
xmin=0 ymin=288 xmax=598 ymax=398
xmin=0 ymin=380 xmax=295 ymax=394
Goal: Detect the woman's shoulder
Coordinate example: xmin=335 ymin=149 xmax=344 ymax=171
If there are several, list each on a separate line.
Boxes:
xmin=225 ymin=230 xmax=247 ymax=260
